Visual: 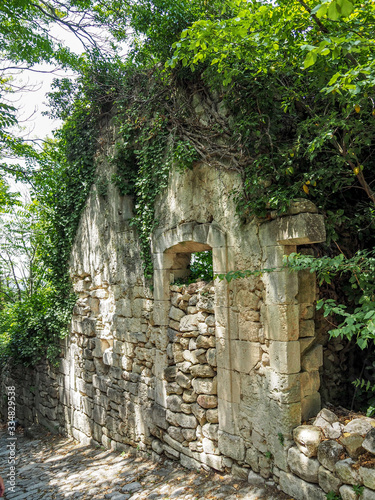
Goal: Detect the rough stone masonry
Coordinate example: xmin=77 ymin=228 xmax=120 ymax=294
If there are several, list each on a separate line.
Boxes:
xmin=1 ymin=113 xmax=344 ymax=498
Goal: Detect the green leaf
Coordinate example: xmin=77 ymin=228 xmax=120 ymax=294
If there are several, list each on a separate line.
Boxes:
xmin=338 ymin=0 xmax=354 ymax=17
xmin=328 ymin=1 xmax=340 ymax=20
xmin=304 ymin=50 xmax=318 ymax=69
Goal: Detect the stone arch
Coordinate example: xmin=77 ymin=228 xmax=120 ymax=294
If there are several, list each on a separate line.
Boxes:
xmin=152 ymin=222 xmax=238 ymax=440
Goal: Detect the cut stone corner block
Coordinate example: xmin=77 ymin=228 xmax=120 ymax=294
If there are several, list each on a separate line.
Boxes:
xmin=269 ymin=341 xmax=301 ymax=374
xmin=260 ymin=212 xmax=326 ymax=247
xmin=278 ymin=213 xmax=326 ymax=246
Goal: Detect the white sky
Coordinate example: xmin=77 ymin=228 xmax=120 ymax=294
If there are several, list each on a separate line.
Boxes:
xmin=4 ymin=27 xmax=89 ymax=192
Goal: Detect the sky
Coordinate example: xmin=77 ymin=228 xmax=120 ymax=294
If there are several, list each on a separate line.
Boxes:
xmin=4 ymin=27 xmax=88 ymax=193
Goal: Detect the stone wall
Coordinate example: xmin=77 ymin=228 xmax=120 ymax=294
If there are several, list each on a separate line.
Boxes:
xmin=281 ymin=408 xmax=375 ymax=500
xmin=1 ymin=113 xmax=338 ymax=497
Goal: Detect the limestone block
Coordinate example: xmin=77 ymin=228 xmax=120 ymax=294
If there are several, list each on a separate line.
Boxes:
xmin=177 ymin=360 xmax=193 ymax=374
xmin=363 ymin=487 xmax=375 ymax=500
xmin=231 ymin=341 xmax=261 ymax=374
xmin=288 ymin=199 xmax=319 ymax=215
xmin=297 ymin=270 xmax=317 ymax=304
xmin=247 ymin=469 xmax=265 ymax=486
xmin=167 ymin=395 xmax=182 ymax=412
xmin=164 ymin=366 xmax=177 ymax=382
xmin=318 ymin=466 xmax=342 ymax=494
xmin=163 ymin=443 xmax=180 ymax=459
xmin=153 ymin=300 xmax=170 ymax=326
xmin=360 ymin=466 xmax=375 ymax=490
xmin=269 ymin=341 xmax=300 ymax=374
xmin=314 ymin=407 xmax=338 ymax=425
xmin=180 ymin=453 xmax=201 ymax=470
xmin=363 ymin=428 xmax=375 ymax=454
xmin=300 ymin=303 xmax=315 ymax=320
xmin=202 ymin=422 xmax=218 ymax=441
xmin=207 ymin=223 xmax=226 ymax=248
xmin=183 ymin=350 xmax=199 ymax=365
xmin=216 ymin=367 xmax=240 ymax=403
xmin=227 ymin=464 xmax=247 ymax=480
xmin=218 ymin=399 xmax=239 ymax=435
xmin=339 ymin=484 xmax=360 ymax=500
xmin=182 ymin=428 xmax=196 ymax=441
xmin=180 ymin=314 xmax=200 ymax=332
xmin=299 ymin=319 xmax=315 ymax=338
xmin=265 ymin=400 xmax=301 ymax=441
xmin=218 ymin=430 xmax=245 ymax=461
xmin=192 ymin=377 xmax=217 ymax=395
xmin=183 ymin=398 xmax=198 ymax=419
xmin=335 ymin=458 xmax=362 ymax=485
xmin=196 ymin=335 xmax=215 ymax=349
xmin=182 ymin=389 xmax=197 ymax=403
xmin=165 ymin=382 xmax=183 ymax=396
xmin=190 ymin=365 xmax=216 ymax=378
xmin=300 ymin=370 xmax=320 ymax=399
xmin=180 ymin=402 xmax=193 ymax=414
xmin=264 ymin=304 xmax=299 ymax=341
xmin=263 ymin=270 xmax=298 ymax=305
xmin=277 ymin=213 xmax=326 ymax=246
xmin=245 ymin=446 xmax=260 ymax=472
xmin=279 ymin=470 xmax=326 ymax=500
xmin=73 ymin=410 xmax=92 ymax=437
xmin=267 ymin=371 xmax=301 ymax=404
xmin=197 ymin=296 xmax=215 ymax=314
xmin=301 ymin=393 xmax=321 ymax=422
xmin=263 ymin=244 xmax=295 ymax=269
xmin=205 ymin=314 xmax=215 ymax=326
xmin=238 ymin=320 xmax=261 ymax=342
xmin=152 ymin=404 xmax=168 ymax=430
xmin=175 ymin=411 xmax=197 ymax=429
xmin=206 ymin=348 xmax=217 ymax=367
xmin=293 ymin=425 xmax=323 ymax=458
xmin=301 ymin=345 xmax=323 ymax=372
xmin=340 ymin=433 xmax=365 ymax=459
xmin=252 ymin=429 xmax=268 ymax=454
xmin=344 ymin=418 xmax=374 ymax=436
xmin=92 ymin=374 xmax=110 ymax=392
xmin=169 ymin=306 xmax=185 ymax=322
xmin=197 ymin=395 xmax=218 ymax=409
xmin=200 ymin=452 xmax=224 ymax=471
xmin=287 ymin=446 xmax=320 ymax=483
xmin=176 ymin=372 xmax=192 ymax=389
xmin=206 ymin=409 xmax=218 ymax=423
xmin=93 ymin=405 xmax=106 ymax=426
xmin=92 ymin=338 xmax=110 ymax=358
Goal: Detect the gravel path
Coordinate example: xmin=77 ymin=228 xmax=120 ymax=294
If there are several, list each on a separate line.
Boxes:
xmin=0 ymin=425 xmax=292 ymax=500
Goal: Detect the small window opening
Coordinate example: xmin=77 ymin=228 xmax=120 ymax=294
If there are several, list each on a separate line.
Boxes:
xmin=170 ymin=248 xmax=213 ymax=286
xmin=189 ymin=250 xmax=213 ymax=283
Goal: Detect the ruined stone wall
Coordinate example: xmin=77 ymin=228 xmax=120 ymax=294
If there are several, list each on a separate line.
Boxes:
xmin=1 ymin=113 xmax=341 ymax=497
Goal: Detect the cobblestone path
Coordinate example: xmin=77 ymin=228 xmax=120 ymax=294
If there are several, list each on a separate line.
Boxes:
xmin=0 ymin=426 xmax=291 ymax=500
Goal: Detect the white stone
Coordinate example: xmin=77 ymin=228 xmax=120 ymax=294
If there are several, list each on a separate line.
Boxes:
xmin=318 ymin=466 xmax=342 ymax=494
xmin=293 ymin=425 xmax=323 ymax=457
xmin=360 ymin=466 xmax=375 ymax=490
xmin=344 ymin=418 xmax=374 ymax=436
xmin=335 ymin=458 xmax=362 ymax=485
xmin=339 ymin=484 xmax=360 ymax=500
xmin=218 ymin=430 xmax=245 ymax=461
xmin=317 ymin=440 xmax=344 ymax=472
xmin=279 ymin=470 xmax=326 ymax=500
xmin=287 ymin=446 xmax=320 ymax=483
xmin=192 ymin=377 xmax=217 ymax=395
